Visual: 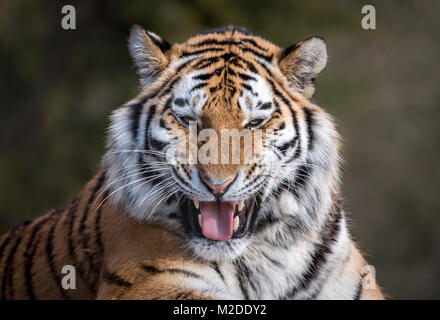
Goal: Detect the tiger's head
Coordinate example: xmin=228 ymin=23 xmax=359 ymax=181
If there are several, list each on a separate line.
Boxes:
xmin=105 ymin=26 xmax=340 ymax=261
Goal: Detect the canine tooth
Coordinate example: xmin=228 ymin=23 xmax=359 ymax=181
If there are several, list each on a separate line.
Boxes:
xmin=237 ymin=200 xmax=244 ymax=212
xmin=233 ymin=216 xmax=240 ymax=231
xmin=198 ymin=214 xmax=202 ymax=227
xmin=194 ymin=200 xmax=199 ymax=209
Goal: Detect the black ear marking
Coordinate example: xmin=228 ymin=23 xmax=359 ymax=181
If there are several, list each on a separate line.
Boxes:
xmin=144 ymin=30 xmax=172 ymax=53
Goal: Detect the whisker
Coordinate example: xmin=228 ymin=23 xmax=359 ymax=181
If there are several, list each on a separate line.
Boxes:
xmin=135 ymin=176 xmax=175 ymax=210
xmin=95 ymin=171 xmax=169 ymax=212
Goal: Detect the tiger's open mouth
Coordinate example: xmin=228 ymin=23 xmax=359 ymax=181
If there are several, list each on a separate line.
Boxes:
xmin=183 ymin=198 xmax=256 ymax=241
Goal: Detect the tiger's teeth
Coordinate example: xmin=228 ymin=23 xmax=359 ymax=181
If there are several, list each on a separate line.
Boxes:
xmin=194 ymin=200 xmax=199 ymax=209
xmin=233 ymin=216 xmax=240 ymax=231
xmin=198 ymin=214 xmax=202 ymax=227
xmin=237 ymin=200 xmax=244 ymax=212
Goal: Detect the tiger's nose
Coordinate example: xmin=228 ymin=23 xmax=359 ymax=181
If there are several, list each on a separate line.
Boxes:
xmin=202 ymin=178 xmax=234 ymax=195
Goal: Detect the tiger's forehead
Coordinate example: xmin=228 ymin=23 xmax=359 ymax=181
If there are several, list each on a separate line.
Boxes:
xmin=165 ymin=26 xmax=285 ymax=129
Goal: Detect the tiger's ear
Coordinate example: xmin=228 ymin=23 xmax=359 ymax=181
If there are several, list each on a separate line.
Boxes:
xmin=128 ymin=25 xmax=172 ymax=89
xmin=278 ymin=36 xmax=327 ymax=98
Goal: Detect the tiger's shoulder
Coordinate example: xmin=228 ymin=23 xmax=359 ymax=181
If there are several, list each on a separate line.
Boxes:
xmin=0 ymin=171 xmax=233 ymax=300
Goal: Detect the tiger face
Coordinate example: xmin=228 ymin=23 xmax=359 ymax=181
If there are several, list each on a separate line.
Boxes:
xmin=105 ymin=26 xmax=334 ymax=261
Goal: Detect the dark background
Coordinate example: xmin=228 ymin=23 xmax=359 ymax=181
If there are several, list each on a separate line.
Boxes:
xmin=1 ymin=0 xmax=439 ymax=299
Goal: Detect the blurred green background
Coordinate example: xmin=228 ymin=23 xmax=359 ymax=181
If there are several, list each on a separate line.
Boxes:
xmin=1 ymin=0 xmax=439 ymax=299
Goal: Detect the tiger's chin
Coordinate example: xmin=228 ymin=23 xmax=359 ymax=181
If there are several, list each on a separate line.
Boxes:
xmin=180 ymin=197 xmax=259 ymax=261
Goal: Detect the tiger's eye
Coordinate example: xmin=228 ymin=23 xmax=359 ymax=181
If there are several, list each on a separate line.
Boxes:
xmin=177 ymin=115 xmax=195 ymax=127
xmin=246 ymin=118 xmax=265 ymax=129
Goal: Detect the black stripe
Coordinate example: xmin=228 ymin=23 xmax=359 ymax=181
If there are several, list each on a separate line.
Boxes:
xmin=211 ymin=262 xmax=225 ymax=282
xmin=240 ymin=38 xmax=269 ymax=52
xmin=159 ymin=118 xmax=170 ymax=131
xmin=0 ymin=220 xmax=31 ymax=299
xmin=258 ymin=213 xmax=309 ymax=250
xmin=103 ymin=269 xmax=132 ymax=288
xmin=284 ymin=143 xmax=301 ymax=163
xmin=237 ymin=57 xmax=259 ymax=74
xmin=261 ymin=251 xmax=283 ymax=268
xmin=237 ymin=72 xmax=257 ymax=82
xmin=258 ymin=102 xmax=272 ymax=110
xmin=219 ymin=52 xmax=234 ymax=62
xmin=279 ymin=42 xmax=301 ymax=61
xmin=190 ymin=82 xmax=207 ymax=92
xmin=193 ymin=72 xmax=215 ymax=81
xmin=0 ymin=221 xmax=30 ymax=263
xmin=286 ymin=101 xmax=301 ymax=159
xmin=255 ymin=57 xmax=273 ymax=76
xmin=144 ymin=105 xmax=157 ymax=152
xmin=353 ymin=278 xmax=363 ymax=300
xmin=192 ymin=56 xmax=220 ymax=69
xmin=233 ymin=56 xmax=258 ymax=73
xmin=303 ymin=107 xmax=315 ymax=151
xmin=240 ymin=47 xmax=273 ymax=62
xmin=241 ymin=173 xmax=263 ymax=193
xmin=149 ymin=137 xmax=168 ymax=151
xmin=66 ymin=195 xmax=80 ymax=263
xmin=79 ymin=172 xmax=106 ymax=278
xmin=288 ymin=164 xmax=312 ymax=198
xmin=24 ymin=233 xmax=44 ymax=300
xmin=160 ymin=95 xmax=174 ymax=115
xmin=278 ymin=122 xmax=286 ymax=131
xmin=79 ymin=175 xmax=105 ymax=238
xmin=233 ymin=257 xmax=254 ymax=299
xmin=255 ymin=211 xmax=280 ymax=233
xmin=94 ymin=189 xmax=109 ymax=255
xmin=0 ymin=236 xmax=12 ymax=264
xmin=66 ymin=194 xmax=91 ymax=291
xmin=240 ymin=83 xmax=258 ymax=96
xmin=191 ymin=39 xmax=241 ymax=48
xmin=46 ymin=210 xmax=69 ymax=299
xmin=277 ymin=136 xmax=298 ymax=154
xmin=209 ymin=84 xmax=222 ymax=94
xmin=281 ymin=204 xmax=342 ymax=299
xmin=267 ymin=79 xmax=291 ymax=107
xmin=141 ymin=264 xmax=202 ymax=280
xmin=226 ymin=67 xmax=236 ymax=76
xmin=23 ymin=214 xmax=55 ymax=299
xmin=171 ymin=167 xmax=202 ymax=195
xmin=1 ymin=235 xmax=22 ymax=299
xmin=159 ymin=77 xmax=180 ymax=98
xmin=175 ymin=57 xmax=197 ymax=74
xmin=130 ymin=102 xmax=143 ymax=141
xmin=140 ymin=161 xmax=164 ymax=187
xmin=181 ymin=47 xmax=224 ymax=57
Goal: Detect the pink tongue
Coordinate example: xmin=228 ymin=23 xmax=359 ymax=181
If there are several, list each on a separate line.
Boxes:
xmin=199 ymin=201 xmax=237 ymax=241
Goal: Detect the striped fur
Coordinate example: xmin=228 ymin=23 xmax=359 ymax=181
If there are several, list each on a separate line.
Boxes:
xmin=0 ymin=25 xmax=383 ymax=299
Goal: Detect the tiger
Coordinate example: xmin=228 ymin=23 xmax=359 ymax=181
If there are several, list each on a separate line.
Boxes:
xmin=0 ymin=25 xmax=384 ymax=300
